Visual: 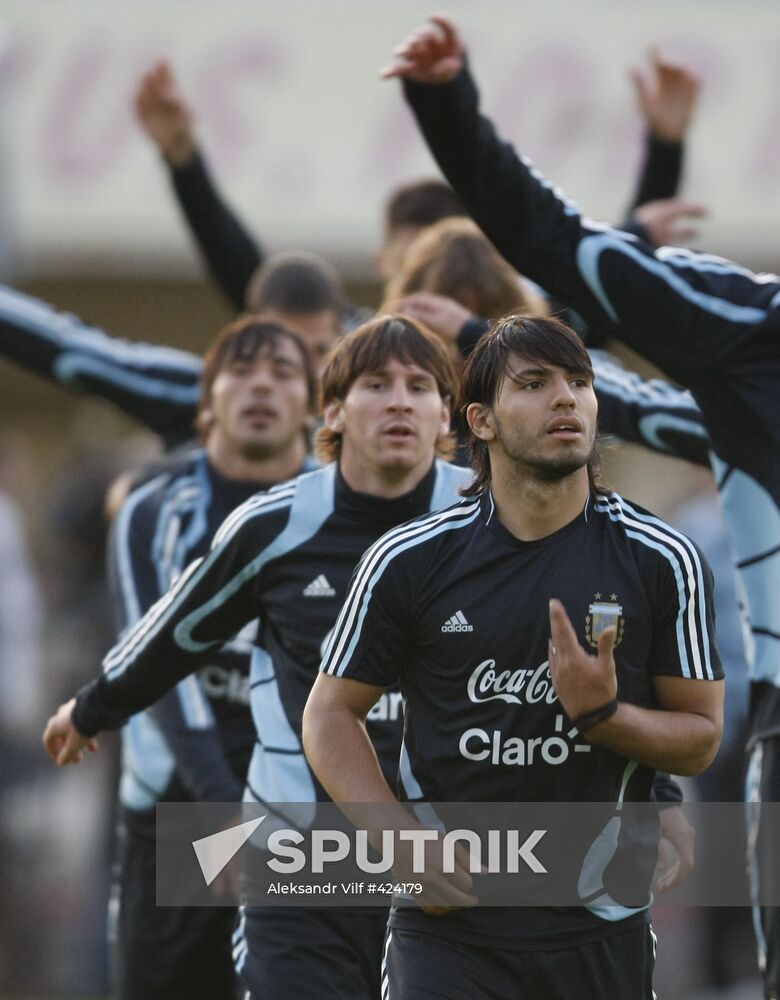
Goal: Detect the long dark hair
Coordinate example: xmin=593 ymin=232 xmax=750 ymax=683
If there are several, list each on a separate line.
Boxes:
xmin=460 ymin=313 xmax=605 ymax=496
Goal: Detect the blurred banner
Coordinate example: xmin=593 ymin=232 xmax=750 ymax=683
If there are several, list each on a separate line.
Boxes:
xmin=1 ymin=0 xmax=779 ymax=274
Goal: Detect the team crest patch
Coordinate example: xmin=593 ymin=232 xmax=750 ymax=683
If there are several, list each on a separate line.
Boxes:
xmin=585 ymin=593 xmax=625 ymax=648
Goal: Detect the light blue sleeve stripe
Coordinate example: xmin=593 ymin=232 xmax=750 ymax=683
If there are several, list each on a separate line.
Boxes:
xmin=578 ymin=234 xmax=767 ymax=326
xmin=174 ymin=466 xmax=336 ymax=653
xmin=113 ymin=473 xmax=169 ymax=629
xmin=0 ymin=284 xmax=203 ymax=372
xmin=622 ymin=501 xmax=713 ymax=681
xmin=176 ymin=674 xmax=215 ymax=729
xmin=54 ymin=354 xmax=200 ymax=404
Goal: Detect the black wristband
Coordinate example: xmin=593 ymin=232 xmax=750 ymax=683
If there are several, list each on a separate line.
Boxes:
xmin=573 ymin=699 xmax=619 ymax=733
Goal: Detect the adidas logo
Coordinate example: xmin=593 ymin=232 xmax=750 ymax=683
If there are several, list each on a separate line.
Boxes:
xmin=303 ymin=574 xmax=336 ymax=598
xmin=441 ymin=610 xmax=473 ymax=633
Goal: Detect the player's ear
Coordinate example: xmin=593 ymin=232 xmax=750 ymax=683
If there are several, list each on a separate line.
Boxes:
xmin=323 ymin=400 xmax=345 ymax=434
xmin=439 ymin=395 xmax=452 ymax=437
xmin=467 ymin=402 xmax=495 ymax=441
xmin=196 ymin=406 xmax=215 ymax=436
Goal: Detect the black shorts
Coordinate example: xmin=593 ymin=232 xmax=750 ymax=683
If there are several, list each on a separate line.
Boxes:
xmin=746 ymin=735 xmax=780 ymax=999
xmin=236 ymin=906 xmax=388 ymax=999
xmin=381 ymin=921 xmax=656 ymax=1000
xmin=114 ymin=810 xmax=239 ymax=1000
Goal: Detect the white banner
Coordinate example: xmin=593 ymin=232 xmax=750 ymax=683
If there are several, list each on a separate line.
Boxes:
xmin=1 ymin=0 xmax=779 ymax=275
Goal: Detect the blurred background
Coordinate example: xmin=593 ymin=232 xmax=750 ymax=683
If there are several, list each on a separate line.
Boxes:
xmin=0 ymin=1 xmax=775 ymax=996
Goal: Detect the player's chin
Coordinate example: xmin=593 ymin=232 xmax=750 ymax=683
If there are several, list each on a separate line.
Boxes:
xmin=378 ymin=438 xmax=421 ymax=461
xmin=239 ymin=434 xmax=281 ymax=460
xmin=377 ymin=445 xmax=427 ymax=472
xmin=536 ymin=449 xmax=590 ymax=480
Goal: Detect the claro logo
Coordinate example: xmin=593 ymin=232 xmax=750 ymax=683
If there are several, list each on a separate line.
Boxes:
xmin=466 ymin=659 xmax=558 ymax=706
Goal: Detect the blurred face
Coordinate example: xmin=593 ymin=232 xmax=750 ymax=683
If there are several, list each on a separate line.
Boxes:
xmin=204 ymin=337 xmax=311 ymax=463
xmin=263 ymin=308 xmax=341 ymax=371
xmin=468 ymin=354 xmax=597 ymax=481
xmin=325 ymin=357 xmax=450 ymax=486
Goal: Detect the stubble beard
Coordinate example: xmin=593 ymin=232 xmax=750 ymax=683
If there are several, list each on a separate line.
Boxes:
xmin=496 ymin=424 xmax=596 ymax=485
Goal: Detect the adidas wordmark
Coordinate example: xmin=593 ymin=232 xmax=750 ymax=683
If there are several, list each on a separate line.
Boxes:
xmin=442 ymin=610 xmax=473 ymax=633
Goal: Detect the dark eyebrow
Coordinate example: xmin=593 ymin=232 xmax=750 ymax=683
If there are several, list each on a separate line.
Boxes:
xmin=271 ymin=354 xmax=304 ymax=368
xmin=508 ymin=365 xmax=592 ymax=381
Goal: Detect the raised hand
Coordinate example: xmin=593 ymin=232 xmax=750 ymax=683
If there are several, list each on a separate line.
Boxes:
xmin=548 ymin=598 xmax=618 ymax=723
xmin=386 ymin=292 xmax=473 ymax=342
xmin=135 ymin=61 xmax=197 ymax=166
xmin=630 ymin=50 xmax=701 ymax=143
xmin=632 ymin=197 xmax=708 ymax=247
xmin=381 ymin=14 xmax=466 ymax=85
xmin=42 ymin=698 xmax=99 ymax=766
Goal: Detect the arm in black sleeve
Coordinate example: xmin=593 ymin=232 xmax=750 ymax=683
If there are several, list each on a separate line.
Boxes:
xmin=168 ymin=148 xmax=264 ymax=311
xmin=625 ymin=133 xmax=684 ymax=217
xmin=74 ymin=491 xmax=290 ymax=736
xmin=403 ymin=67 xmax=779 ymax=388
xmin=590 ymin=349 xmax=710 ymax=466
xmin=0 ymin=285 xmax=200 ymax=447
xmin=108 ymin=481 xmax=245 ymax=801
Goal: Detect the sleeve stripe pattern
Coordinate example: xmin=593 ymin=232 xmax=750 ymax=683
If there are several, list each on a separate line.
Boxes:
xmin=174 ymin=469 xmax=336 ymax=654
xmin=594 ymin=494 xmax=715 ymax=680
xmin=591 ymin=351 xmax=703 ymax=411
xmin=114 ymin=473 xmax=169 ymax=627
xmin=213 ymin=484 xmax=297 ymax=548
xmin=655 ymin=246 xmax=779 ymax=285
xmin=104 ymin=555 xmax=206 ymax=677
xmin=176 ymin=674 xmax=214 ymax=730
xmin=577 ymin=234 xmax=768 ymax=326
xmin=322 ymin=501 xmax=481 ymax=678
xmin=152 ymin=475 xmax=201 ymax=592
xmin=0 ymin=285 xmax=204 ymax=372
xmin=103 ymin=490 xmax=296 ymax=679
xmin=55 ymin=356 xmax=201 ymax=404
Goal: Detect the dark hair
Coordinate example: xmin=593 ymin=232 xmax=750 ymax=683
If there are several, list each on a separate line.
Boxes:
xmin=384 ymin=179 xmax=467 ymax=236
xmin=315 ymin=314 xmax=458 ymax=462
xmin=197 ymin=316 xmax=318 ymax=438
xmin=460 ymin=313 xmax=604 ymax=496
xmin=245 ymin=251 xmax=346 ymax=316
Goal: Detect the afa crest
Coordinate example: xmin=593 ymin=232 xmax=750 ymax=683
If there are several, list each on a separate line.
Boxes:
xmin=585 ymin=593 xmax=625 ymax=648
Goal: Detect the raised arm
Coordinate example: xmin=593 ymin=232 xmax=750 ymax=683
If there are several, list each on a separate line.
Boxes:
xmin=627 ymin=49 xmax=699 ymax=209
xmin=623 ymin=50 xmax=706 ymax=245
xmin=386 ymin=16 xmax=780 ymax=389
xmin=135 ymin=62 xmax=263 ymax=311
xmin=0 ymin=285 xmax=201 ymax=447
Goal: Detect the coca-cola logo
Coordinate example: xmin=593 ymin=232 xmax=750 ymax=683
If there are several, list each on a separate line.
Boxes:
xmin=466 ymin=659 xmax=558 ymax=706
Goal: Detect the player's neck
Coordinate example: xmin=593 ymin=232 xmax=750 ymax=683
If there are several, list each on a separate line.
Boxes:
xmin=338 ymin=453 xmax=433 ymax=500
xmin=206 ymin=435 xmax=308 ymax=484
xmin=489 ymin=466 xmax=590 ymax=541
